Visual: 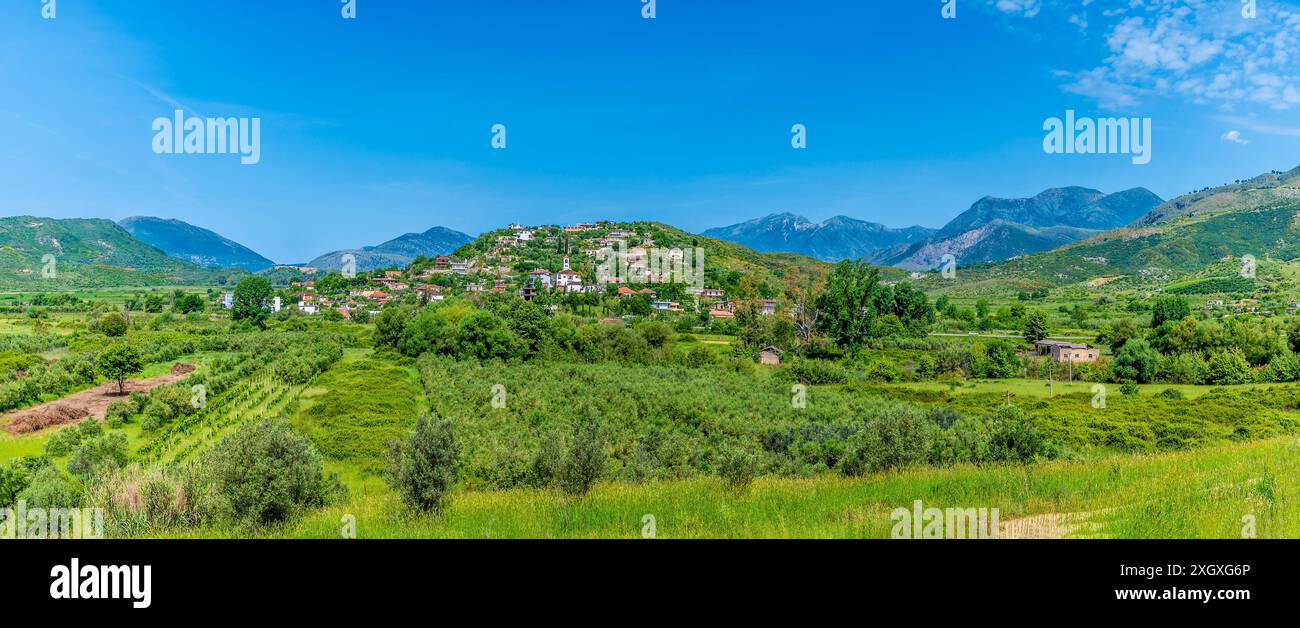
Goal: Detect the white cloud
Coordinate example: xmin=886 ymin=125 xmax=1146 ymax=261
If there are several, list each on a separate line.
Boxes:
xmin=1001 ymin=0 xmax=1300 ymax=111
xmin=1221 ymin=129 xmax=1249 ymax=144
xmin=994 ymin=0 xmax=1042 ymax=17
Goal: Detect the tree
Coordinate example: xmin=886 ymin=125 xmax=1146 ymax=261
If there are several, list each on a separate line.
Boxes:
xmin=454 ymin=311 xmax=524 ymax=360
xmin=1096 ymin=318 xmax=1139 ymax=351
xmin=99 ymin=312 xmax=128 ymax=337
xmin=815 ymin=260 xmax=884 ymax=347
xmin=173 ymin=292 xmax=206 ymax=314
xmin=1111 ymin=338 xmax=1158 ymax=383
xmin=1021 ymin=309 xmax=1049 ymax=344
xmin=561 ymin=412 xmax=607 ymax=496
xmin=1150 ymin=295 xmax=1191 ymax=328
xmin=979 ymin=340 xmax=1022 ymax=379
xmin=232 ymin=276 xmax=273 ymax=327
xmin=1206 ymin=349 xmax=1253 ymax=385
xmin=386 ymin=413 xmax=458 ymax=512
xmin=96 ymin=344 xmax=143 ymax=395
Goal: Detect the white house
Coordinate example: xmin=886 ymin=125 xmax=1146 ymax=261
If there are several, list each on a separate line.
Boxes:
xmin=556 ymin=269 xmax=582 ymax=291
xmin=528 ymin=268 xmax=554 ymax=289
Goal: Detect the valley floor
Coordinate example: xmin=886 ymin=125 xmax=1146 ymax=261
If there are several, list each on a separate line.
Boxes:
xmin=138 ymin=435 xmax=1295 ymax=539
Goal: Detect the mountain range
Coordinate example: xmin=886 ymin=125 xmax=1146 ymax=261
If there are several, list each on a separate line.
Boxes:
xmin=305 ymin=226 xmax=474 ymax=272
xmin=706 ymin=186 xmax=1163 ymax=270
xmin=702 ymin=214 xmax=934 ymax=262
xmin=6 ymin=165 xmax=1296 ymax=293
xmin=878 ymin=186 xmax=1164 ymax=269
xmin=934 ymin=166 xmax=1300 ymax=290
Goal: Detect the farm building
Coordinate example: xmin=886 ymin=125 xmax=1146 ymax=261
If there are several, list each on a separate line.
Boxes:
xmin=1034 ymin=340 xmax=1099 ymax=363
xmin=759 ymin=346 xmax=783 ymax=366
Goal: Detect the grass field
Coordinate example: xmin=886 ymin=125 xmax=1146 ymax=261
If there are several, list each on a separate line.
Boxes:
xmin=135 ymin=435 xmax=1296 ymax=539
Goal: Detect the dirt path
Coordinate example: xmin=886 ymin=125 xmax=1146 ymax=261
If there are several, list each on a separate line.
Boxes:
xmin=1 ymin=363 xmax=198 ymax=434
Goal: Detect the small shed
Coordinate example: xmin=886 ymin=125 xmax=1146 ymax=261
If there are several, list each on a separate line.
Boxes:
xmin=759 ymin=346 xmax=784 ymax=366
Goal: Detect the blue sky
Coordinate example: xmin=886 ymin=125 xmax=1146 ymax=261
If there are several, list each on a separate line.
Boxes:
xmin=1 ymin=0 xmax=1298 ymax=263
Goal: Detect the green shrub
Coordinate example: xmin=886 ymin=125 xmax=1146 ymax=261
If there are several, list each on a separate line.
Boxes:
xmin=44 ymin=427 xmax=82 ymax=457
xmin=716 ymin=444 xmax=757 ymax=491
xmin=0 ymin=457 xmax=52 ymax=507
xmin=100 ymin=312 xmax=129 ymax=337
xmin=1206 ymin=349 xmax=1254 ymax=385
xmin=560 ymin=413 xmax=607 ymax=496
xmin=128 ymin=391 xmax=150 ymax=414
xmin=839 ymin=406 xmax=936 ymax=475
xmin=67 ymin=433 xmax=129 ymax=479
xmin=684 ymin=345 xmax=718 ymax=368
xmin=781 ymin=359 xmax=849 ymax=385
xmin=17 ymin=466 xmax=79 ymax=509
xmin=986 ymin=406 xmax=1054 ymax=462
xmin=206 ymin=419 xmax=338 ymax=528
xmin=105 ymin=401 xmax=134 ymax=428
xmin=78 ymin=418 xmax=104 ymax=439
xmin=385 ymin=414 xmax=458 ymax=512
xmin=1112 ymin=338 xmax=1159 ymax=383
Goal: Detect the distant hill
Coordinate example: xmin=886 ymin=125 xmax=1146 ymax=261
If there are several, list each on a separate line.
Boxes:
xmin=0 ymin=215 xmax=239 ymax=288
xmin=919 ymin=166 xmax=1300 ymax=294
xmin=882 ymin=186 xmax=1163 ymax=269
xmin=1132 ymin=166 xmax=1300 ymax=226
xmin=307 ymin=226 xmax=474 ymax=272
xmin=452 ymin=220 xmax=886 ymax=295
xmin=119 ymin=216 xmax=276 ymax=272
xmin=702 ymin=213 xmax=935 ymax=261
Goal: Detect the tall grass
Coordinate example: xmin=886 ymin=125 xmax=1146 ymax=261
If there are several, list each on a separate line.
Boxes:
xmin=168 ymin=436 xmax=1297 ymax=539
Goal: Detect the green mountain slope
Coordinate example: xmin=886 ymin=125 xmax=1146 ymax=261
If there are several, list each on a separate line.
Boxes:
xmin=119 ymin=216 xmax=276 ymax=272
xmin=0 ymin=215 xmax=240 ymax=289
xmin=1134 ymin=166 xmax=1300 ymax=226
xmin=927 ymin=197 xmax=1300 ymax=295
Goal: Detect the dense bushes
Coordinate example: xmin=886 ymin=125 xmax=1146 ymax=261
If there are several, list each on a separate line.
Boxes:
xmin=0 ymin=352 xmax=96 ymax=413
xmin=780 ymin=359 xmax=849 ymax=385
xmin=420 ymin=357 xmax=1061 ymax=489
xmin=67 ymin=433 xmax=129 ymax=479
xmin=837 ymin=405 xmax=1054 ymax=476
xmin=378 ymin=298 xmax=679 ymax=365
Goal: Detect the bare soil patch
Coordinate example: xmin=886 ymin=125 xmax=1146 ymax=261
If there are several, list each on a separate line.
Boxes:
xmin=1 ymin=363 xmax=199 ymax=435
